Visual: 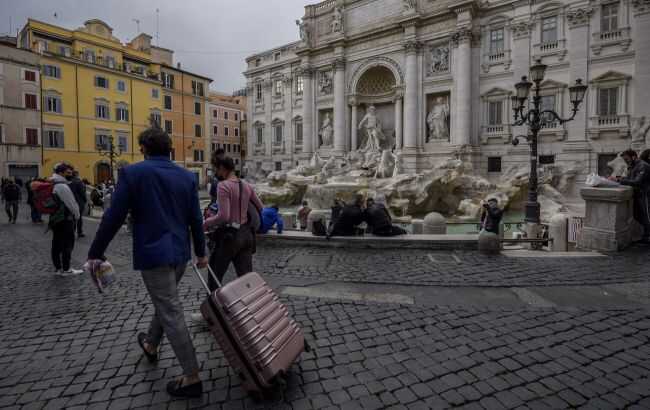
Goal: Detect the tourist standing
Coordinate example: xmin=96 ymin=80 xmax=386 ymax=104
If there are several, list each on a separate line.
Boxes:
xmin=87 ymin=127 xmax=207 ymax=398
xmin=617 ymin=149 xmax=650 ymax=244
xmin=208 ymin=148 xmax=226 ymax=204
xmin=298 ymin=201 xmax=312 ymax=231
xmin=2 ymin=179 xmax=21 ymax=224
xmin=69 ymin=170 xmax=87 ymax=238
xmin=480 ymin=198 xmax=503 ymax=235
xmin=26 ymin=178 xmax=43 ymax=223
xmin=203 ymin=156 xmax=264 ymax=287
xmin=49 ymin=163 xmax=82 ymax=275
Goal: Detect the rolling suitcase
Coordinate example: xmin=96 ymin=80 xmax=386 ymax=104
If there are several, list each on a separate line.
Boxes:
xmin=192 ymin=265 xmax=307 ymax=395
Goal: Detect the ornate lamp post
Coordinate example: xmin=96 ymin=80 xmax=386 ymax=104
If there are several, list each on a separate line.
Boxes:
xmin=511 ymin=59 xmax=588 ymax=229
xmin=97 ymin=136 xmax=123 ymax=182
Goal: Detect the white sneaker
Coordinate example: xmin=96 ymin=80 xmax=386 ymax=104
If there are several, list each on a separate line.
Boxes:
xmin=190 ymin=313 xmax=204 ymax=323
xmin=54 ymin=269 xmax=63 ymax=276
xmin=61 ymin=268 xmax=84 ymax=276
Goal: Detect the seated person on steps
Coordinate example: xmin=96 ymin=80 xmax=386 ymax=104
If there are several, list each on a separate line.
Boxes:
xmin=328 ymin=195 xmax=365 ymax=237
xmin=364 ymin=196 xmax=407 ymax=237
xmin=259 ymin=205 xmax=284 ymax=234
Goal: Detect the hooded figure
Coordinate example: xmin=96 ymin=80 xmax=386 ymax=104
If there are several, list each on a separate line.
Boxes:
xmin=619 ymin=150 xmax=650 ymax=243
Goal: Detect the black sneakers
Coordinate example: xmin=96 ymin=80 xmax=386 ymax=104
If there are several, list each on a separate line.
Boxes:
xmin=166 ymin=379 xmax=203 ymax=398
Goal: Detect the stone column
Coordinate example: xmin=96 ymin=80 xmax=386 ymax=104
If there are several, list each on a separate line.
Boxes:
xmin=394 ymin=93 xmax=403 ymax=150
xmin=566 ymin=7 xmax=593 ymax=142
xmin=403 ymin=41 xmax=419 ymax=153
xmin=633 ymin=1 xmax=650 ymax=121
xmin=350 ymin=97 xmax=358 ymax=151
xmin=333 ymin=58 xmax=347 ymax=156
xmin=264 ymin=80 xmax=273 ymax=157
xmin=301 ymin=67 xmax=314 ymax=156
xmin=284 ymin=76 xmax=293 ymax=156
xmin=452 ymin=29 xmax=472 ymax=146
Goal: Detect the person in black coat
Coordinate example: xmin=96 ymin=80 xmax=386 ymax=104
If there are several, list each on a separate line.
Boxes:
xmin=364 ymin=197 xmax=407 ymax=236
xmin=480 ymin=198 xmax=503 ymax=235
xmin=617 ymin=150 xmax=650 ymax=243
xmin=328 ymin=195 xmax=365 ymax=237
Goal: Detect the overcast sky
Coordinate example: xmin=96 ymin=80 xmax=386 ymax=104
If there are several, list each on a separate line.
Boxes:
xmin=0 ymin=0 xmax=307 ymax=93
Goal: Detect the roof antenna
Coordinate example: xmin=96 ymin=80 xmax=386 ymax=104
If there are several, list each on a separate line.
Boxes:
xmin=132 ymin=18 xmax=140 ymax=33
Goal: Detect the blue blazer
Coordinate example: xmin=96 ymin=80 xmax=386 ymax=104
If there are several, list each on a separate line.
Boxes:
xmin=88 ymin=156 xmax=206 ymax=271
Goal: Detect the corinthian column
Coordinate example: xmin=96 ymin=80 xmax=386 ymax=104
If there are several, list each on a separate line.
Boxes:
xmin=394 ymin=91 xmax=403 ymax=150
xmin=452 ymin=29 xmax=472 ymax=146
xmin=333 ymin=58 xmax=347 ymax=156
xmin=403 ymin=41 xmax=420 ymax=153
xmin=349 ymin=96 xmax=358 ymax=151
xmin=301 ymin=67 xmax=314 ymax=156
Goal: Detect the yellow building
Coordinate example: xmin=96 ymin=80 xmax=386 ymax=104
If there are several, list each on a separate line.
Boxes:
xmin=18 ymin=19 xmax=163 ymax=184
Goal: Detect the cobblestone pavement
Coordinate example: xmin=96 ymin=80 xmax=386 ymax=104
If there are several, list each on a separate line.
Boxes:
xmin=0 ymin=223 xmax=649 ymax=409
xmin=110 ymin=235 xmax=650 ymax=287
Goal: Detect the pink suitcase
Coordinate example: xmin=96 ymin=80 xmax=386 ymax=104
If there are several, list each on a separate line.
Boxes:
xmin=192 ymin=265 xmax=307 ymax=395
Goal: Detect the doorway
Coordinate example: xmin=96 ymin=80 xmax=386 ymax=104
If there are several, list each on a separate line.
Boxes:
xmin=96 ymin=163 xmax=111 ymax=185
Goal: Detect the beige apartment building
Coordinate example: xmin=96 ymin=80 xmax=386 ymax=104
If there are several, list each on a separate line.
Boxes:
xmin=209 ymin=92 xmax=246 ymax=173
xmin=0 ymin=37 xmax=41 ymax=180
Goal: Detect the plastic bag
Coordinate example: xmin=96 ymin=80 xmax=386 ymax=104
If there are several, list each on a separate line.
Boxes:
xmin=585 ymin=173 xmax=621 ymax=188
xmin=84 ymin=260 xmax=116 ymax=293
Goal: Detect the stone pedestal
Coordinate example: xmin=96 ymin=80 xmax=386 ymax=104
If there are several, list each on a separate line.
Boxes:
xmin=548 ymin=214 xmax=569 ymax=252
xmin=578 ymin=187 xmax=635 ymax=252
xmin=478 ymin=231 xmax=500 ymax=255
xmin=423 ymin=212 xmax=446 ymax=234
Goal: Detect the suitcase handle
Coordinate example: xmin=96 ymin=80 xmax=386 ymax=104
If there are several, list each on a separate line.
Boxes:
xmin=191 ymin=263 xmax=222 ymax=294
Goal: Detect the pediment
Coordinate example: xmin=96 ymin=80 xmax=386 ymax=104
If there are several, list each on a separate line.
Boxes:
xmin=482 ymin=87 xmax=511 ymax=97
xmin=591 ymin=71 xmax=630 ymax=83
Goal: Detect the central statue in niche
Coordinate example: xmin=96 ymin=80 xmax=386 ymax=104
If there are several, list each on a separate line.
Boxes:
xmin=358 ymin=105 xmax=387 ymax=152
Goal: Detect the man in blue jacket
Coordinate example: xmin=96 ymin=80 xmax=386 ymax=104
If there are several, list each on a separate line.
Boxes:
xmin=87 ymin=126 xmax=207 ymax=398
xmin=259 ymin=205 xmax=284 ymax=234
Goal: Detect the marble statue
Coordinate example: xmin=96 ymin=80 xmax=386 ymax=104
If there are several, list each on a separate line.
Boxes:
xmin=319 ymin=71 xmax=332 ymax=94
xmin=358 ymin=105 xmax=386 ymax=152
xmin=429 ymin=46 xmax=450 ymax=75
xmin=320 ymin=156 xmax=338 ymax=178
xmin=296 ymin=19 xmax=310 ymax=44
xmin=403 ymin=0 xmax=417 ymax=13
xmin=631 ymin=116 xmax=650 ymax=142
xmin=427 ymin=96 xmax=450 ymax=142
xmin=319 ymin=113 xmax=334 ymax=147
xmin=331 ymin=6 xmax=344 ymax=33
xmin=375 ymin=150 xmax=395 ymax=179
xmin=309 ymin=152 xmax=324 ymax=169
xmin=392 ymin=150 xmax=404 ymax=178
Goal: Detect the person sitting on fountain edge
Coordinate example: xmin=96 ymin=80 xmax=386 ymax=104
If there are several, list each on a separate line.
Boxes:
xmin=259 ymin=205 xmax=284 ymax=234
xmin=365 ymin=196 xmax=407 ymax=237
xmin=480 ymin=198 xmax=503 ymax=235
xmin=328 ymin=195 xmax=365 ymax=238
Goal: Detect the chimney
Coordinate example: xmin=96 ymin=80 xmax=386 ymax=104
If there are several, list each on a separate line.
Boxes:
xmin=177 ymin=62 xmax=181 ymax=69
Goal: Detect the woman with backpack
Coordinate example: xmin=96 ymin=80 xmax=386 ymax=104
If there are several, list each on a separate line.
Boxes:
xmin=202 ymin=156 xmax=263 ymax=289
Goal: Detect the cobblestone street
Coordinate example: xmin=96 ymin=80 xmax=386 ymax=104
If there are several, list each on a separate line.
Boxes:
xmin=0 ymin=217 xmax=649 ymax=409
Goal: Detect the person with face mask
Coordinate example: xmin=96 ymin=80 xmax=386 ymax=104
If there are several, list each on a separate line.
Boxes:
xmin=616 ymin=149 xmax=650 ymax=244
xmin=50 ymin=163 xmax=82 ymax=275
xmin=86 ymin=126 xmax=208 ymax=398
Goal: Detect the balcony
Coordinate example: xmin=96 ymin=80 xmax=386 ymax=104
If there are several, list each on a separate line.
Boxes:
xmin=294 ymin=143 xmax=303 ymax=153
xmin=533 ymin=39 xmax=567 ymax=61
xmin=588 ymin=114 xmax=630 ymax=139
xmin=481 ymin=49 xmax=512 ymax=73
xmin=591 ymin=27 xmax=632 ymax=55
xmin=254 ymin=144 xmax=265 ymax=155
xmin=480 ymin=124 xmax=511 ymax=144
xmin=272 ymin=142 xmax=285 ymax=154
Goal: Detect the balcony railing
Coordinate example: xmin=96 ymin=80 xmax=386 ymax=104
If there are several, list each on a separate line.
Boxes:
xmin=47 ymin=49 xmax=160 ymax=80
xmin=484 ymin=124 xmax=505 ymax=134
xmin=600 ymin=30 xmax=623 ymax=41
xmin=598 ymin=115 xmax=621 ymax=126
xmin=488 ymin=51 xmax=506 ymax=63
xmin=540 ymin=41 xmax=559 ymax=52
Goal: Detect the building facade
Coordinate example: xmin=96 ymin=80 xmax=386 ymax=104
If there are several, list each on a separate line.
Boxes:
xmin=0 ymin=37 xmax=42 ymax=180
xmin=18 ymin=19 xmax=164 ymax=183
xmin=17 ymin=19 xmax=213 ymax=186
xmin=244 ymin=0 xmax=650 ymax=191
xmin=208 ymin=92 xmax=246 ymax=172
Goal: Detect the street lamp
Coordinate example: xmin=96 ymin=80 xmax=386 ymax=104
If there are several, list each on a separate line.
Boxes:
xmin=97 ymin=135 xmax=123 ymax=182
xmin=511 ymin=59 xmax=588 ymax=230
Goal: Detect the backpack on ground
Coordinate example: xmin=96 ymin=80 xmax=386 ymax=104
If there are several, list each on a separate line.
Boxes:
xmin=311 ymin=219 xmax=327 ymax=236
xmin=31 ymin=181 xmax=61 ymax=215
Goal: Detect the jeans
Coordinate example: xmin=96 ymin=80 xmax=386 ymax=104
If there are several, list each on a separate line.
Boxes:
xmin=30 ymin=205 xmax=42 ymax=222
xmin=76 ymin=208 xmax=84 ymax=235
xmin=141 ymin=264 xmax=199 ymax=377
xmin=51 ymin=220 xmax=75 ymax=271
xmin=207 ymin=227 xmax=254 ymax=291
xmin=5 ymin=201 xmax=18 ymax=222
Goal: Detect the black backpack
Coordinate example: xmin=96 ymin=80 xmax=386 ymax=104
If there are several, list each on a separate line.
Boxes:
xmin=312 ymin=219 xmax=327 ymax=236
